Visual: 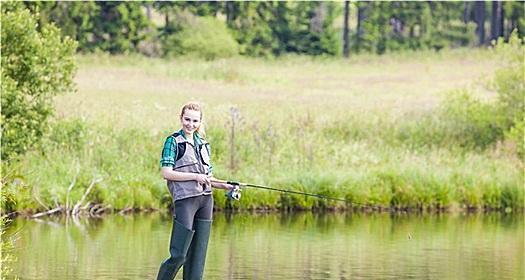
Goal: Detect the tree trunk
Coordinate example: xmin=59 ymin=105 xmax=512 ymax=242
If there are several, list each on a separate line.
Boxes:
xmin=343 ymin=1 xmax=350 ymax=58
xmin=491 ymin=1 xmax=504 ymax=41
xmin=474 ymin=1 xmax=485 ymax=45
xmin=226 ymin=1 xmax=235 ymax=26
xmin=165 ymin=13 xmax=169 ymax=32
xmin=145 ymin=4 xmax=152 ymax=20
xmin=310 ymin=2 xmax=325 ymax=33
xmin=391 ymin=18 xmax=403 ymax=35
xmin=463 ymin=2 xmax=470 ymax=24
xmin=356 ymin=1 xmax=369 ymax=52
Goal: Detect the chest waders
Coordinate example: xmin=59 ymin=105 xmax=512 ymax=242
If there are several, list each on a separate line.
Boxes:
xmin=157 ymin=133 xmax=213 ymax=280
xmin=183 ymin=218 xmax=212 ymax=280
xmin=157 ymin=219 xmax=194 ymax=280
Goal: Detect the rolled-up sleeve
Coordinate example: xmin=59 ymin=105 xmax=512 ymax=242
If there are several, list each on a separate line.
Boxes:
xmin=160 ymin=136 xmax=177 ymax=168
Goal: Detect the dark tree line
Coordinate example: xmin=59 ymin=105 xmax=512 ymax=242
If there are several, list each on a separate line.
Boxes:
xmin=23 ymin=1 xmax=524 ymax=58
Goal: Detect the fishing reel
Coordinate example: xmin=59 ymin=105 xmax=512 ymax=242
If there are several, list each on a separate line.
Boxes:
xmin=225 ymin=182 xmax=242 ymax=201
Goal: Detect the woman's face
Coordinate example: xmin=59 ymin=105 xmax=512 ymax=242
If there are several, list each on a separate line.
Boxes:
xmin=180 ymin=109 xmax=201 ymax=136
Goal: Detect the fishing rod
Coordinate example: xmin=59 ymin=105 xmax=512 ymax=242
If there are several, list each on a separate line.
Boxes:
xmin=212 ymin=179 xmax=392 ymax=211
xmin=228 ymin=182 xmax=349 ymax=202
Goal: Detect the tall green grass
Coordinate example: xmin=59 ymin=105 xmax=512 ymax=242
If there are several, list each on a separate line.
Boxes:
xmin=3 ymin=110 xmax=522 ymax=213
xmin=3 ymin=46 xmax=523 ymax=213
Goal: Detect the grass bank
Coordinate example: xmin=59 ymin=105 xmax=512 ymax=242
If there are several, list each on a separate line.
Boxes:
xmin=2 ymin=47 xmax=523 ymax=214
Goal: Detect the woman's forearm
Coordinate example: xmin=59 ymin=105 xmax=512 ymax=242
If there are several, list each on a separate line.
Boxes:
xmin=161 ymin=167 xmax=197 ymax=181
xmin=161 ymin=169 xmax=230 ymax=189
xmin=210 ymin=177 xmax=231 ymax=189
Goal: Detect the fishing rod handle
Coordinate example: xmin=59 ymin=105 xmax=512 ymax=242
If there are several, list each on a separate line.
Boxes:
xmin=227 ymin=181 xmax=240 ymax=186
xmin=210 ymin=178 xmax=232 ymax=184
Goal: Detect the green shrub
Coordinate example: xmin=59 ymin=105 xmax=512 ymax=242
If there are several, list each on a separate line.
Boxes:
xmin=506 ymin=117 xmax=525 ymax=158
xmin=493 ymin=32 xmax=524 ymax=156
xmin=439 ymin=90 xmax=504 ymax=149
xmin=163 ymin=14 xmax=239 ymax=60
xmin=1 ymin=3 xmax=77 ymax=160
xmin=500 ymin=183 xmax=525 ymax=209
xmin=0 ymin=216 xmax=18 ymax=279
xmin=41 ymin=118 xmax=88 ymax=154
xmin=435 ymin=21 xmax=477 ymax=48
xmin=390 ymin=92 xmax=503 ymax=151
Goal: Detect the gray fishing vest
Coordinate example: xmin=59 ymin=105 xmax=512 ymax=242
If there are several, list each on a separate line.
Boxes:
xmin=167 ymin=133 xmax=212 ymax=201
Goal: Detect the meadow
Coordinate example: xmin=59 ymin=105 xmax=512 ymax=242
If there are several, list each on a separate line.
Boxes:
xmin=5 ymin=47 xmax=523 ymax=213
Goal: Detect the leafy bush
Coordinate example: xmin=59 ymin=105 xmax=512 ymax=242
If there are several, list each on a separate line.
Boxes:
xmin=0 ymin=216 xmax=18 ymax=279
xmin=506 ymin=117 xmax=525 ymax=158
xmin=439 ymin=90 xmax=504 ymax=149
xmin=162 ymin=13 xmax=239 ymax=60
xmin=1 ymin=4 xmax=77 ymax=160
xmin=395 ymin=33 xmax=523 ymax=153
xmin=492 ymin=32 xmax=524 ymax=156
xmin=41 ymin=118 xmax=88 ymax=154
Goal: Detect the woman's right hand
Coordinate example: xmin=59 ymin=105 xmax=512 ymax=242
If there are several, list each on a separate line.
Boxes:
xmin=194 ymin=174 xmax=211 ymax=185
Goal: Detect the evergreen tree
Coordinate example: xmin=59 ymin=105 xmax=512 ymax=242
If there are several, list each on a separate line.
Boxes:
xmin=16 ymin=1 xmax=525 ymax=57
xmin=89 ymin=2 xmax=151 ymax=53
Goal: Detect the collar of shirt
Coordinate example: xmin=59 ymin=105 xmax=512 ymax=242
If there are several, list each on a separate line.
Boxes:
xmin=178 ymin=129 xmax=202 ymax=146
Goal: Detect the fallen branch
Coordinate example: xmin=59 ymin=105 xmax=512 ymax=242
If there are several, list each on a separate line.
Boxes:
xmin=81 ymin=202 xmax=92 ymax=210
xmin=72 ymin=176 xmax=103 ymax=216
xmin=95 ymin=206 xmax=109 ymax=215
xmin=31 ymin=207 xmax=62 ymax=218
xmin=89 ymin=204 xmax=101 ymax=216
xmin=118 ymin=207 xmax=133 ymax=215
xmin=65 ymin=161 xmax=81 ymax=212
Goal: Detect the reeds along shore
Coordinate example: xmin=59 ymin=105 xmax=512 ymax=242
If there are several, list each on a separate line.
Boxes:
xmin=2 ymin=47 xmax=524 ymax=215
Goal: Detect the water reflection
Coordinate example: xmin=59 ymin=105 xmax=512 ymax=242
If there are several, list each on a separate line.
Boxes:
xmin=8 ymin=212 xmax=524 ymax=280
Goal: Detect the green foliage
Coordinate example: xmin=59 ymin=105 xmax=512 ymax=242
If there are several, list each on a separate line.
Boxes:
xmin=41 ymin=118 xmax=88 ymax=154
xmin=25 ymin=2 xmax=151 ymax=54
xmin=3 ymin=47 xmax=523 ymax=213
xmin=3 ymin=119 xmax=164 ymax=212
xmin=1 ymin=4 xmax=77 ymax=160
xmin=503 ymin=1 xmax=525 ymax=38
xmin=485 ymin=31 xmax=525 ymax=157
xmin=434 ymin=21 xmax=477 ymax=49
xmin=439 ymin=90 xmax=504 ymax=149
xmin=506 ymin=117 xmax=525 ymax=158
xmin=24 ymin=1 xmax=99 ymax=51
xmin=17 ymin=1 xmax=525 ymax=57
xmin=272 ymin=2 xmax=341 ymax=56
xmin=492 ymin=32 xmax=525 ymax=130
xmin=357 ymin=2 xmax=480 ymax=53
xmin=392 ymin=34 xmax=524 ymax=154
xmin=227 ymin=2 xmax=340 ymax=57
xmin=0 ymin=166 xmax=17 ymax=214
xmin=0 ymin=216 xmax=18 ymax=280
xmin=5 ymin=112 xmax=523 ymax=212
xmin=163 ymin=13 xmax=239 ymax=60
xmin=228 ymin=2 xmax=279 ymax=57
xmin=89 ymin=2 xmax=151 ymax=53
xmin=500 ymin=182 xmax=525 ymax=209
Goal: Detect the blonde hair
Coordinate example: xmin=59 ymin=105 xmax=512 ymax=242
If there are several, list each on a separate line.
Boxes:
xmin=180 ymin=102 xmax=206 ymax=138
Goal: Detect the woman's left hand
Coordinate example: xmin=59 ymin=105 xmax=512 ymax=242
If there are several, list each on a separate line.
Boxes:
xmin=210 ymin=177 xmax=237 ymax=190
xmin=222 ymin=183 xmax=234 ymax=190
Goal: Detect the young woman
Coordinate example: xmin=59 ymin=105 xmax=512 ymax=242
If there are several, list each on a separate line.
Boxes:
xmin=157 ymin=102 xmax=232 ymax=280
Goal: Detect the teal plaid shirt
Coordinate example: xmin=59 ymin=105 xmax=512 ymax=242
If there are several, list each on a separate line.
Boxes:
xmin=160 ymin=130 xmax=213 ymax=173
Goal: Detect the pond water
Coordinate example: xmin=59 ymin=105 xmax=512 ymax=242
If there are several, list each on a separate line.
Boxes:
xmin=6 ymin=212 xmax=524 ymax=280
